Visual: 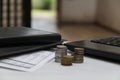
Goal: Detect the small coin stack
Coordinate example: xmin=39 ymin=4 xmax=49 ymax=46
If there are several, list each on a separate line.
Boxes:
xmin=55 ymin=45 xmax=67 ymax=63
xmin=72 ymin=48 xmax=84 ymax=63
xmin=61 ymin=55 xmax=73 ymax=66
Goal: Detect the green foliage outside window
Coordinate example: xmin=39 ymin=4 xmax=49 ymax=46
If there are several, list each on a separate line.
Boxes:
xmin=32 ymin=0 xmax=56 ymax=10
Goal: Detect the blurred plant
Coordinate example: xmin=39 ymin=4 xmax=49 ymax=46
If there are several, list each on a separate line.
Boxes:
xmin=32 ymin=0 xmax=41 ymax=9
xmin=41 ymin=0 xmax=52 ymax=10
xmin=32 ymin=0 xmax=56 ymax=10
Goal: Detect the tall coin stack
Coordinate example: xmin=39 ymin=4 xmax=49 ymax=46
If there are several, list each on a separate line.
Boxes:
xmin=55 ymin=45 xmax=67 ymax=63
xmin=73 ymin=48 xmax=84 ymax=63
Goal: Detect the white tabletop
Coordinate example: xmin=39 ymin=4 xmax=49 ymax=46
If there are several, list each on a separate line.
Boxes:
xmin=0 ymin=56 xmax=120 ymax=80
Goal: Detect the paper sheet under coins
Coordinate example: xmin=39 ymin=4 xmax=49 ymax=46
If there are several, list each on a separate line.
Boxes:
xmin=0 ymin=50 xmax=55 ymax=72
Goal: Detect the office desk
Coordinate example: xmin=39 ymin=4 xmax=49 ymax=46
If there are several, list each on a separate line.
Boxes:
xmin=0 ymin=57 xmax=119 ymax=80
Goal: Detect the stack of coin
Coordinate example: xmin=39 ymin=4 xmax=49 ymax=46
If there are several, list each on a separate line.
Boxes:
xmin=73 ymin=48 xmax=84 ymax=63
xmin=55 ymin=45 xmax=67 ymax=63
xmin=61 ymin=55 xmax=73 ymax=66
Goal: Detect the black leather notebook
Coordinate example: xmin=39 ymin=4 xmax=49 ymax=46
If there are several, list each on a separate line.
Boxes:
xmin=0 ymin=27 xmax=61 ymax=46
xmin=0 ymin=41 xmax=61 ymax=58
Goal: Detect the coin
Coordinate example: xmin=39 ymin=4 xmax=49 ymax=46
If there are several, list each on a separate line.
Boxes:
xmin=61 ymin=55 xmax=73 ymax=66
xmin=73 ymin=48 xmax=84 ymax=63
xmin=55 ymin=45 xmax=67 ymax=63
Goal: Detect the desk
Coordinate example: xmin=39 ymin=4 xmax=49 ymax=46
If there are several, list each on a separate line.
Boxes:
xmin=0 ymin=57 xmax=120 ymax=80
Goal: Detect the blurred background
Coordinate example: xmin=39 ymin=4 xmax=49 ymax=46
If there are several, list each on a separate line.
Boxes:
xmin=31 ymin=0 xmax=120 ymax=41
xmin=1 ymin=0 xmax=119 ymax=41
xmin=32 ymin=0 xmax=57 ymax=32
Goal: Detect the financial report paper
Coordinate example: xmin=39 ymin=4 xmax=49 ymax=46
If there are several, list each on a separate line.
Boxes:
xmin=0 ymin=50 xmax=55 ymax=72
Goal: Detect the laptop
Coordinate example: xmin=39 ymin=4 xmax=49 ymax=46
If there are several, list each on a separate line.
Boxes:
xmin=65 ymin=36 xmax=120 ymax=62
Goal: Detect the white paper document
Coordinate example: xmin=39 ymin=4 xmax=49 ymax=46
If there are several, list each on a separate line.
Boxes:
xmin=0 ymin=50 xmax=55 ymax=72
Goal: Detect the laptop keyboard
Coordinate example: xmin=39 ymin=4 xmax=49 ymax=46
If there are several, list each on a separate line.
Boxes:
xmin=91 ymin=36 xmax=120 ymax=47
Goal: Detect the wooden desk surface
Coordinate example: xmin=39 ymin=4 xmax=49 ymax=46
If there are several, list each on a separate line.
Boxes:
xmin=32 ymin=23 xmax=118 ymax=41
